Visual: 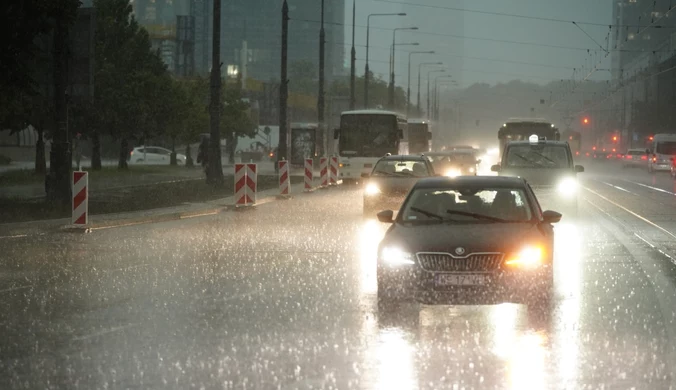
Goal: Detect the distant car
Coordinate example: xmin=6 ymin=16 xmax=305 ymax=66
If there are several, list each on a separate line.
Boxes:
xmin=623 ymin=148 xmax=649 ymax=169
xmin=492 ymin=135 xmax=583 ymax=214
xmin=129 ymin=146 xmax=187 ymax=165
xmin=362 ymin=154 xmax=436 ymax=216
xmin=426 ymin=150 xmax=481 ymax=177
xmin=375 ymin=176 xmax=560 ymax=311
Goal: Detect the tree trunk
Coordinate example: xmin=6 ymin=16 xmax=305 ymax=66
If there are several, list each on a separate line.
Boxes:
xmin=118 ymin=138 xmax=129 ymax=170
xmin=35 ymin=127 xmax=46 ymax=175
xmin=170 ymin=136 xmax=177 ymax=165
xmin=185 ymin=144 xmax=194 ymax=167
xmin=91 ymin=130 xmax=102 ymax=170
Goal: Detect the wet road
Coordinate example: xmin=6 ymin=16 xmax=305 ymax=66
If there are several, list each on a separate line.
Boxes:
xmin=2 ymin=162 xmax=676 ymax=389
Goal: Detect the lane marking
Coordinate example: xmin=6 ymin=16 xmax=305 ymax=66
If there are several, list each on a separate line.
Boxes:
xmin=601 ymin=182 xmax=636 ymax=195
xmin=72 ymin=323 xmax=138 ymax=342
xmin=626 ymin=181 xmax=676 ymax=196
xmin=633 ymin=233 xmax=676 ymax=265
xmin=0 ymin=285 xmax=33 ymax=294
xmin=583 ymin=186 xmax=676 ymax=241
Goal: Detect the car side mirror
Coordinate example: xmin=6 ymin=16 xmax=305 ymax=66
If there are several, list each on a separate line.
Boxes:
xmin=377 ymin=210 xmax=394 ymax=223
xmin=398 ymin=129 xmax=404 ymax=139
xmin=542 ymin=210 xmax=562 ymax=224
xmin=491 ymin=164 xmax=501 ymax=172
xmin=333 ymin=129 xmax=340 ymax=139
xmin=361 ymin=172 xmax=370 ymax=178
xmin=574 ymin=165 xmax=584 ymax=173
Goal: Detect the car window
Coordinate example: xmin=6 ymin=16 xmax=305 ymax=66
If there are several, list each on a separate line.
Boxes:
xmin=372 ymin=160 xmax=431 ymax=177
xmin=400 ymin=187 xmax=533 ymax=222
xmin=136 ymin=148 xmax=145 ymax=154
xmin=505 ymin=144 xmax=571 ymax=168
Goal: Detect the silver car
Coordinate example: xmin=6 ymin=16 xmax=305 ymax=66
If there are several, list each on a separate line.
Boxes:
xmin=622 ymin=148 xmax=649 ymax=169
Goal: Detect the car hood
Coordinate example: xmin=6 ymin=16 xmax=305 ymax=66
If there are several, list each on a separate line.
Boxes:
xmin=499 ymin=167 xmax=574 ymax=186
xmin=381 ymin=222 xmax=545 ymax=255
xmin=368 ymin=176 xmax=424 ymax=194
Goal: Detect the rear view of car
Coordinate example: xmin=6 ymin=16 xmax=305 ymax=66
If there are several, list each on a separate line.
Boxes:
xmin=623 ymin=148 xmax=649 ymax=169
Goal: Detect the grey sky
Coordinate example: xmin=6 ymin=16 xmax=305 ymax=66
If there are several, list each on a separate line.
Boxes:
xmin=345 ymin=0 xmax=612 ymax=90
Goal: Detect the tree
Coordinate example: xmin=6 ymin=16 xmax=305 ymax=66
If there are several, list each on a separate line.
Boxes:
xmin=222 ymin=84 xmax=257 ymax=164
xmin=90 ymin=0 xmax=169 ymax=170
xmin=330 ymin=72 xmax=407 ymax=112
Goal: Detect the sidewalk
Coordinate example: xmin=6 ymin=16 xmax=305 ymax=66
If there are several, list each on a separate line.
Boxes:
xmin=0 ymin=181 xmax=334 ymax=238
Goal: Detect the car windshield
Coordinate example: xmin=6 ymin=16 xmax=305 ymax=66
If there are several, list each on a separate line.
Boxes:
xmin=372 ymin=160 xmax=431 ymax=177
xmin=505 ymin=144 xmax=571 ymax=168
xmin=400 ymin=187 xmax=533 ymax=223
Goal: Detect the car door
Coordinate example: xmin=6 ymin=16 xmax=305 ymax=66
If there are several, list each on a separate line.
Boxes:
xmin=157 ymin=148 xmax=171 ymax=164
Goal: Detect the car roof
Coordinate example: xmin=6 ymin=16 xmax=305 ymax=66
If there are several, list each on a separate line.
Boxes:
xmin=506 ymin=140 xmax=569 ymax=146
xmin=413 ymin=176 xmax=528 ymax=189
xmin=380 ymin=154 xmax=428 ymax=161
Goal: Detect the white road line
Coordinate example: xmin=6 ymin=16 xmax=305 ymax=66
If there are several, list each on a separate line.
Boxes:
xmin=601 ymin=182 xmax=636 ymax=195
xmin=0 ymin=285 xmax=33 ymax=294
xmin=633 ymin=233 xmax=676 ymax=264
xmin=583 ymin=186 xmax=676 ymax=241
xmin=72 ymin=323 xmax=138 ymax=342
xmin=627 ymin=181 xmax=676 ymax=196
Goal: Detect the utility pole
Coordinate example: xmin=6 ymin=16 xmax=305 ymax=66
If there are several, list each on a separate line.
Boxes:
xmin=279 ymin=1 xmax=289 ymax=162
xmin=349 ymin=0 xmax=356 ymax=110
xmin=46 ymin=16 xmax=71 ymax=205
xmin=318 ymin=0 xmax=326 ymax=156
xmin=207 ymin=0 xmax=223 ymax=184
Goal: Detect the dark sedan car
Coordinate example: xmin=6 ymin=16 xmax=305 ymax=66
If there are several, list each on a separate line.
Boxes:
xmin=362 ymin=154 xmax=436 ymax=215
xmin=375 ymin=176 xmax=561 ymax=311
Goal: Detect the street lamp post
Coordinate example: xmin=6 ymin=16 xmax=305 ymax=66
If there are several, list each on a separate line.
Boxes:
xmin=365 ymin=12 xmax=406 ymax=108
xmin=417 ymin=62 xmax=442 ymax=116
xmin=427 ymin=69 xmax=445 ymax=119
xmin=389 ymin=27 xmax=417 ymax=108
xmin=407 ymin=51 xmax=434 ymax=116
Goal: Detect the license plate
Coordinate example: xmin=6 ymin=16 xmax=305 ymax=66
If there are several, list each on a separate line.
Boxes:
xmin=435 ymin=274 xmax=488 ymax=286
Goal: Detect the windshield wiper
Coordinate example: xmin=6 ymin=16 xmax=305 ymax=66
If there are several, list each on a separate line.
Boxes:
xmin=513 ymin=153 xmax=544 ymax=167
xmin=410 ymin=206 xmax=445 ymax=221
xmin=445 ymin=210 xmax=520 ymax=223
xmin=372 ymin=170 xmax=393 ymax=176
xmin=528 ymin=150 xmax=556 ymax=165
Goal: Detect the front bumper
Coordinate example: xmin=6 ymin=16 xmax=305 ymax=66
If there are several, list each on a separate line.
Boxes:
xmin=378 ymin=264 xmax=552 ymax=304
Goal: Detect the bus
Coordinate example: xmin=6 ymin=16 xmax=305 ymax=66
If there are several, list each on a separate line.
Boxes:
xmin=498 ymin=118 xmax=560 ymax=157
xmin=562 ymin=129 xmax=581 ymax=157
xmin=407 ymin=118 xmax=432 ymax=154
xmin=333 ymin=110 xmax=408 ymax=184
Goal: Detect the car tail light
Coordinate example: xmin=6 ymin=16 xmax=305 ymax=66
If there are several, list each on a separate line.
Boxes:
xmin=641 ymin=155 xmax=647 ymax=160
xmin=626 ymin=155 xmax=632 ymax=159
xmin=585 ymin=152 xmax=590 ymax=156
xmin=575 ymin=151 xmax=579 ymax=156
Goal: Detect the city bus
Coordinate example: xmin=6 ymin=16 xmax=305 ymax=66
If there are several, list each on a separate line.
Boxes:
xmin=333 ymin=110 xmax=408 ymax=184
xmin=407 ymin=118 xmax=432 ymax=154
xmin=498 ymin=118 xmax=560 ymax=157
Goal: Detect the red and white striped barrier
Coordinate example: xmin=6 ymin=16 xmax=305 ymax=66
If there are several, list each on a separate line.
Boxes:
xmin=278 ymin=160 xmax=289 ymax=196
xmin=72 ymin=171 xmax=89 ymax=225
xmin=304 ymin=158 xmax=313 ymax=191
xmin=235 ymin=163 xmax=257 ymax=206
xmin=320 ymin=157 xmax=328 ymax=187
xmin=330 ymin=157 xmax=339 ymax=185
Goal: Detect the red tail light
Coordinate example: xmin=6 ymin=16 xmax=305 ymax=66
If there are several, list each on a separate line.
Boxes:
xmin=585 ymin=152 xmax=590 ymax=156
xmin=575 ymin=151 xmax=579 ymax=156
xmin=641 ymin=155 xmax=647 ymax=160
xmin=626 ymin=155 xmax=632 ymax=159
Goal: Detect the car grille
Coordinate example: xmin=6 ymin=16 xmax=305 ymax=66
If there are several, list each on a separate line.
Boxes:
xmin=416 ymin=252 xmax=503 ymax=272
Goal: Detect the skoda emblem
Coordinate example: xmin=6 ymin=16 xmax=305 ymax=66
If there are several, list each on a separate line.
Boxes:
xmin=455 ymin=247 xmax=466 ymax=255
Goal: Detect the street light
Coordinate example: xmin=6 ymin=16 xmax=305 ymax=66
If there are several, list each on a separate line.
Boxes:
xmin=407 ymin=51 xmax=434 ymax=116
xmin=389 ymin=27 xmax=418 ymax=108
xmin=365 ymin=12 xmax=406 ymax=108
xmin=427 ymin=69 xmax=446 ymax=119
xmin=434 ymin=77 xmax=455 ymax=121
xmin=417 ymin=62 xmax=442 ymax=116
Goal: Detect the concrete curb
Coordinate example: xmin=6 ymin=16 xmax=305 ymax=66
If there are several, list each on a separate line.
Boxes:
xmin=0 ymin=182 xmax=342 ymax=237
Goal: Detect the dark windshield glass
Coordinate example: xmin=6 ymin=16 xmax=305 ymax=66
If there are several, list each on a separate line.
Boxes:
xmin=655 ymin=141 xmax=676 ymax=155
xmin=499 ymin=124 xmax=559 ymax=141
xmin=373 ymin=160 xmax=431 ymax=177
xmin=339 ymin=114 xmax=398 ymax=157
xmin=401 ymin=187 xmax=532 ymax=223
xmin=505 ymin=144 xmax=571 ymax=168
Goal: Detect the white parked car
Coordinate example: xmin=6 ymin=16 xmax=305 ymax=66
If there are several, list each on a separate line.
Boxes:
xmin=129 ymin=146 xmax=187 ymax=165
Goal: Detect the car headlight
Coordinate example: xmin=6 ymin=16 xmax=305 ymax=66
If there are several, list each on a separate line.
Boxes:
xmin=468 ymin=167 xmax=475 ymax=173
xmin=364 ymin=183 xmax=381 ymax=196
xmin=381 ymin=247 xmax=416 ymax=266
xmin=557 ymin=177 xmax=578 ymax=197
xmin=445 ymin=168 xmax=461 ymax=177
xmin=505 ymin=246 xmax=543 ymax=268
